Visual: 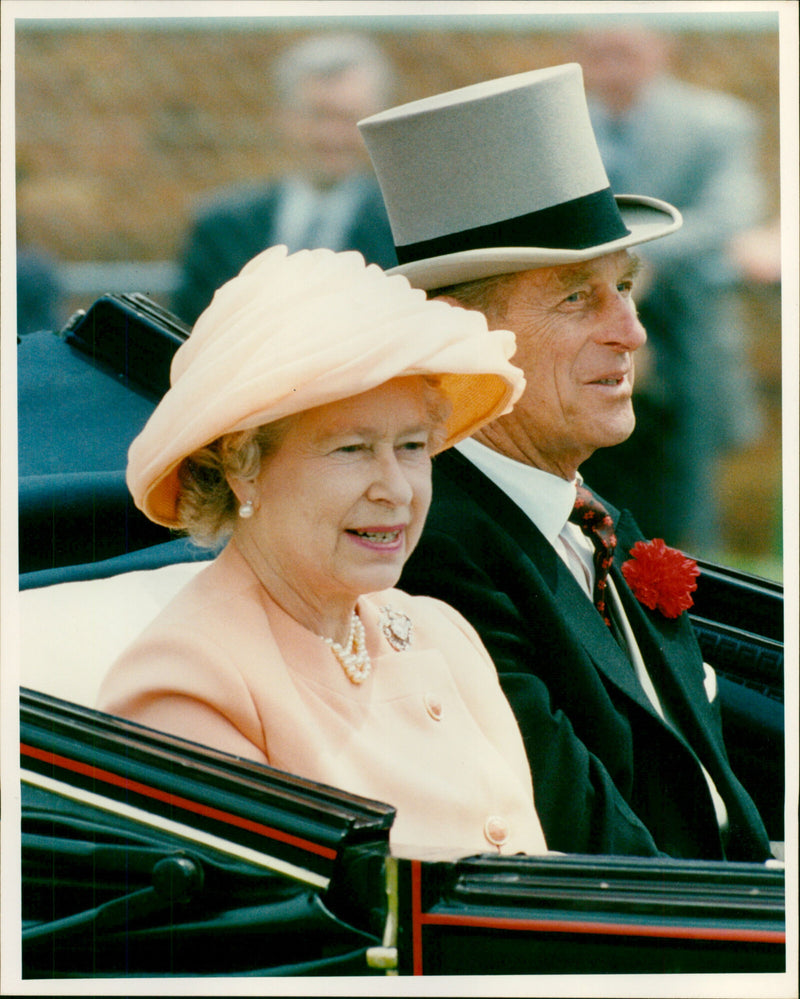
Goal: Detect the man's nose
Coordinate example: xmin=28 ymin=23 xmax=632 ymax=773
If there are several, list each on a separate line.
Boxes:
xmin=602 ymin=294 xmax=647 ymax=351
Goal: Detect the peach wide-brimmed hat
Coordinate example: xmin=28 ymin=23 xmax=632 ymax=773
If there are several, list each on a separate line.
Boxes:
xmin=127 ymin=244 xmax=525 ymax=527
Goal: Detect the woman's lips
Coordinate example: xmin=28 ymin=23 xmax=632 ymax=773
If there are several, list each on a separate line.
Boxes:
xmin=346 ymin=526 xmax=406 ymax=551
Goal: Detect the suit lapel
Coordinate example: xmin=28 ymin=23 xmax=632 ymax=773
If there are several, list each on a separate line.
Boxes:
xmin=435 ymin=450 xmax=561 ymax=586
xmin=435 ymin=452 xmax=670 ymax=719
xmin=552 ymin=549 xmax=670 ymax=719
xmin=611 ymin=508 xmax=729 ymax=759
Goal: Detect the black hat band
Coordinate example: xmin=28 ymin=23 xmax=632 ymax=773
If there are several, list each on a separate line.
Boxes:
xmin=394 ymin=187 xmax=630 ymax=266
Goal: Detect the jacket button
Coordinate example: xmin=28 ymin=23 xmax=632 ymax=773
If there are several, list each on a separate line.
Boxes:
xmin=484 ymin=815 xmax=509 ymax=848
xmin=424 ymin=692 xmax=443 ymax=721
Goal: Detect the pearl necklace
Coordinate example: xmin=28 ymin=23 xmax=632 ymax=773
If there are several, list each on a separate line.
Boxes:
xmin=321 ymin=611 xmax=371 ymax=684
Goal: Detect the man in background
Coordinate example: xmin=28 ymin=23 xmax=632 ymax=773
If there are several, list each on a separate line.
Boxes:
xmin=172 ymin=33 xmax=397 ymax=325
xmin=575 ymin=25 xmax=765 ymax=555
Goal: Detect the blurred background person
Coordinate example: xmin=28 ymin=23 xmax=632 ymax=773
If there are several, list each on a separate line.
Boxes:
xmin=729 ymin=217 xmax=781 ymax=286
xmin=574 ymin=24 xmax=766 ymax=557
xmin=172 ymin=33 xmax=397 ymax=325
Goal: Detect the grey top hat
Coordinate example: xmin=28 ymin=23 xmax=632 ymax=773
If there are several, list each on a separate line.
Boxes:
xmin=358 ymin=63 xmax=681 ymax=290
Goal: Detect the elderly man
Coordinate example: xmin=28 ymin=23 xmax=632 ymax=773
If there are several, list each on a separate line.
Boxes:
xmin=359 ymin=64 xmax=771 ymax=861
xmin=173 ymin=34 xmax=397 ymax=325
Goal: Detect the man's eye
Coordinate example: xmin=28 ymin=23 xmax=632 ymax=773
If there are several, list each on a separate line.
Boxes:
xmin=336 ymin=444 xmax=364 ymax=454
xmin=618 ymin=280 xmax=634 ymax=295
xmin=399 ymin=441 xmax=427 ymax=452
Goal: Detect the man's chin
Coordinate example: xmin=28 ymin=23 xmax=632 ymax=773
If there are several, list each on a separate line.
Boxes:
xmin=596 ymin=417 xmax=637 ymax=451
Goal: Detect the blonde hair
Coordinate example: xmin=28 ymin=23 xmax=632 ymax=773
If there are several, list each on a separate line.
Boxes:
xmin=176 ymin=418 xmax=294 ymax=547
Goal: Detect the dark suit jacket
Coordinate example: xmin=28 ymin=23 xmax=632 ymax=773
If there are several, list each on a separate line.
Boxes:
xmin=400 ymin=449 xmax=770 ymax=861
xmin=172 ymin=175 xmax=397 ymax=325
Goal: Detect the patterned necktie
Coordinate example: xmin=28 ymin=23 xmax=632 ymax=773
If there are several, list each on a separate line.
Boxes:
xmin=569 ymin=486 xmax=617 ymax=627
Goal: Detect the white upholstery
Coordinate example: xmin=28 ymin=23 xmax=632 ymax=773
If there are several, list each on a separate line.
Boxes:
xmin=19 ymin=561 xmax=206 ymax=708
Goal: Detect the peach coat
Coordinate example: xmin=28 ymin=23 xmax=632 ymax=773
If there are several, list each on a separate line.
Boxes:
xmin=97 ymin=542 xmax=547 ymax=857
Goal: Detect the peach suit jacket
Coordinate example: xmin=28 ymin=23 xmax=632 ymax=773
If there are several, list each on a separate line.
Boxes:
xmin=97 ymin=541 xmax=547 ymax=857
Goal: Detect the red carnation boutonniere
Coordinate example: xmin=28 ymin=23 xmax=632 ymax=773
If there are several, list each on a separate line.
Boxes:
xmin=620 ymin=538 xmax=700 ymax=619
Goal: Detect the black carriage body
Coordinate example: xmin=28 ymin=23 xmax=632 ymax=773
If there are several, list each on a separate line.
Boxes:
xmin=20 ymin=689 xmax=395 ymax=978
xmin=20 ymin=689 xmax=785 ymax=979
xmin=396 ymin=854 xmax=784 ymax=976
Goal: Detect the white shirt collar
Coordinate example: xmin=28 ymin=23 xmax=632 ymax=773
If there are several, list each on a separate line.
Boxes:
xmin=456 ymin=438 xmax=579 ymax=544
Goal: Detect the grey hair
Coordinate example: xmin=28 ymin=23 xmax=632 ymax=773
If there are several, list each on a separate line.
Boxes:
xmin=426 ymin=273 xmax=519 ymax=324
xmin=273 ymin=33 xmax=396 ymax=109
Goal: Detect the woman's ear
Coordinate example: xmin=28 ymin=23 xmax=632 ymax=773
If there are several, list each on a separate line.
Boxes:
xmin=227 ymin=475 xmax=259 ymax=521
xmin=226 ymin=474 xmax=255 ymax=510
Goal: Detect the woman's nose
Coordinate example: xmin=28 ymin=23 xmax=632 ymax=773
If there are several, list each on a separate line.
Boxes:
xmin=367 ymin=452 xmax=414 ymax=506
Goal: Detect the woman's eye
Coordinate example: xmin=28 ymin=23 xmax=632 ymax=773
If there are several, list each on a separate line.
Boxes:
xmin=398 ymin=440 xmax=428 ymax=453
xmin=336 ymin=443 xmax=364 ymax=454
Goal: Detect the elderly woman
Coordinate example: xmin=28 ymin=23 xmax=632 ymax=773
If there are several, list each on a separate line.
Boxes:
xmin=97 ymin=246 xmax=547 ymax=856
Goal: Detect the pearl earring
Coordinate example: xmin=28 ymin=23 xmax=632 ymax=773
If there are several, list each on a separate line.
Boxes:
xmin=238 ymin=500 xmax=254 ymax=519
